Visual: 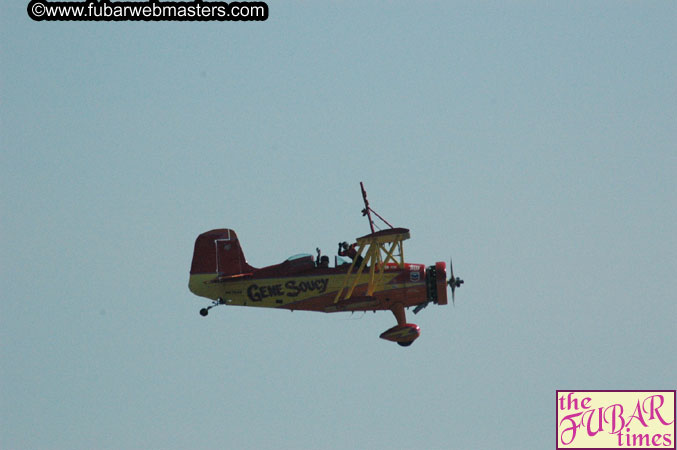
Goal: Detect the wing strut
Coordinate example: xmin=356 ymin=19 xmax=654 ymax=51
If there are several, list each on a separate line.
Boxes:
xmin=334 ymin=183 xmax=410 ymax=304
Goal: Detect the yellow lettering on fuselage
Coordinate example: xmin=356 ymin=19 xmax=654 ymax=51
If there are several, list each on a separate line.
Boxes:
xmin=189 ymin=272 xmax=405 ymax=309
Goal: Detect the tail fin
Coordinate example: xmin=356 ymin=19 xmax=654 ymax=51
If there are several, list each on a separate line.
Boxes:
xmin=190 ymin=229 xmax=254 ymax=276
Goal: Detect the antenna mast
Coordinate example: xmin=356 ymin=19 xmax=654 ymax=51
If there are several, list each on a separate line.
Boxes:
xmin=360 ymin=181 xmax=394 ymax=233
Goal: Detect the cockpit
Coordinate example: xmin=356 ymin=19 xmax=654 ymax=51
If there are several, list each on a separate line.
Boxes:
xmin=285 ymin=253 xmax=313 ymax=262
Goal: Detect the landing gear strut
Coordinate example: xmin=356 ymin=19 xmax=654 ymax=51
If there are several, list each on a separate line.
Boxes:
xmin=199 ymin=298 xmax=227 ymax=317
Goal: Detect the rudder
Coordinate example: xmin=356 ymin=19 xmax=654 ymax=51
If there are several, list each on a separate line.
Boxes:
xmin=190 ymin=229 xmax=254 ymax=276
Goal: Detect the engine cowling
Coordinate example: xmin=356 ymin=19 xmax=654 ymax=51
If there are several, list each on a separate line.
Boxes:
xmin=425 ymin=262 xmax=449 ymax=306
xmin=435 ymin=261 xmax=448 ymax=305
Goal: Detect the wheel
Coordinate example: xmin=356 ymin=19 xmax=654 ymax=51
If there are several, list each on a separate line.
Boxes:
xmin=200 ymin=308 xmax=208 ymax=317
xmin=397 ymin=341 xmax=413 ymax=347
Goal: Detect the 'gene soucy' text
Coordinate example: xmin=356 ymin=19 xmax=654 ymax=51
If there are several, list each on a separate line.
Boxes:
xmin=247 ymin=278 xmax=329 ymax=302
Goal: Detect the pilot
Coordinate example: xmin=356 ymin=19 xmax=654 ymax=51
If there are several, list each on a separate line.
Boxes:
xmin=338 ymin=241 xmax=356 ymax=259
xmin=315 ymin=248 xmax=330 ymax=268
xmin=338 ymin=241 xmax=364 ymax=267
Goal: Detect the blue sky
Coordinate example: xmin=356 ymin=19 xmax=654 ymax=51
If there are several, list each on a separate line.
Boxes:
xmin=2 ymin=2 xmax=676 ymax=449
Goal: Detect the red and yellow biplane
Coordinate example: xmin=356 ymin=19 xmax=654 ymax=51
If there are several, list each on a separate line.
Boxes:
xmin=188 ymin=183 xmax=463 ymax=346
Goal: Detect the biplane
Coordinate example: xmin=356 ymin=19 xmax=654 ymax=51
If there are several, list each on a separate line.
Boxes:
xmin=188 ymin=182 xmax=463 ymax=346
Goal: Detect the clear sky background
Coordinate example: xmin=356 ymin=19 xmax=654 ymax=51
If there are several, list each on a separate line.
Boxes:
xmin=2 ymin=2 xmax=676 ymax=449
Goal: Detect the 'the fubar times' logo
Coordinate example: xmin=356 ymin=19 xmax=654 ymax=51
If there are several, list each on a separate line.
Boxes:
xmin=556 ymin=390 xmax=675 ymax=449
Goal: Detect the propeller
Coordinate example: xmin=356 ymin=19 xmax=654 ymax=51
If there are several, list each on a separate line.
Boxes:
xmin=447 ymin=257 xmax=464 ymax=305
